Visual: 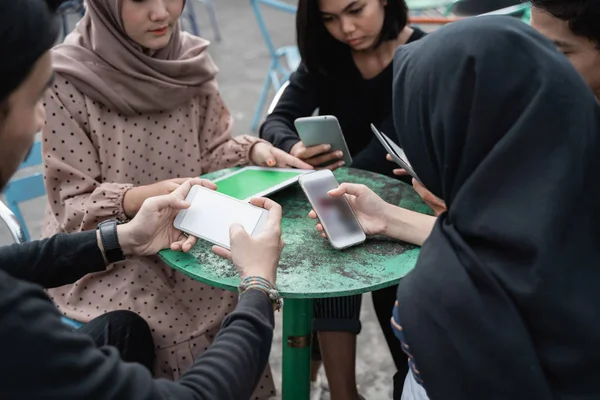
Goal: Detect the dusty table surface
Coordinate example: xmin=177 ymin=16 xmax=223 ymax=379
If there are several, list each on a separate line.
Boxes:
xmin=160 ymin=167 xmax=431 ymax=299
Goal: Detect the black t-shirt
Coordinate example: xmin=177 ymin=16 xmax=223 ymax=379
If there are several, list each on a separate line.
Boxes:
xmin=260 ymin=27 xmax=426 ymax=179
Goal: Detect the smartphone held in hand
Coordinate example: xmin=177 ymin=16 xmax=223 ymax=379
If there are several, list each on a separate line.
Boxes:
xmin=370 ymin=124 xmax=422 ymax=184
xmin=299 ymin=170 xmax=366 ymax=250
xmin=294 ymin=115 xmax=353 ymax=166
xmin=173 ymin=185 xmax=269 ymax=250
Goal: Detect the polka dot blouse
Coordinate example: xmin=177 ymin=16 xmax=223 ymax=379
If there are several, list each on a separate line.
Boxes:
xmin=40 ymin=74 xmax=275 ymax=399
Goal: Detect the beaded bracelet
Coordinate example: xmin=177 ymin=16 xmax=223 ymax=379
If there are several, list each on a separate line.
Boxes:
xmin=239 ymin=276 xmax=283 ymax=312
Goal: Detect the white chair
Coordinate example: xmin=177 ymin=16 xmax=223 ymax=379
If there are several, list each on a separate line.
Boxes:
xmin=265 ymin=80 xmax=319 ymax=118
xmin=0 ymin=201 xmax=27 ymax=245
xmin=266 ymin=81 xmax=290 ymax=115
xmin=0 ymin=200 xmax=84 ymax=329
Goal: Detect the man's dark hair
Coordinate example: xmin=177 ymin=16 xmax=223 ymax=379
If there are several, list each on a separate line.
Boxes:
xmin=530 ymin=0 xmax=600 ymax=48
xmin=0 ymin=0 xmax=60 ymax=105
xmin=296 ymin=0 xmax=409 ymax=75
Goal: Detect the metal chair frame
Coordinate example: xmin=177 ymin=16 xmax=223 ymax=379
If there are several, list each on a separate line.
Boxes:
xmin=250 ymin=0 xmax=301 ymax=131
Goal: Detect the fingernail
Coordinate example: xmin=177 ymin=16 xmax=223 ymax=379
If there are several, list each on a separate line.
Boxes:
xmin=325 ymin=144 xmax=331 ymax=150
xmin=337 ymin=151 xmax=343 ymax=157
xmin=339 ymin=161 xmax=346 ymax=166
xmin=267 ymin=159 xmax=276 ymax=166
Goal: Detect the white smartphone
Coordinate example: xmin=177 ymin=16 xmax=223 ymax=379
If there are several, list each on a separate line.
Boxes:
xmin=173 ymin=185 xmax=269 ymax=250
xmin=370 ymin=124 xmax=422 ymax=184
xmin=299 ymin=170 xmax=366 ymax=250
xmin=294 ymin=115 xmax=353 ymax=166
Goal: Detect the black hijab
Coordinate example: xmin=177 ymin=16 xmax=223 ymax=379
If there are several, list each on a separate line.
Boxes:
xmin=0 ymin=0 xmax=59 ymax=103
xmin=393 ymin=16 xmax=600 ymax=398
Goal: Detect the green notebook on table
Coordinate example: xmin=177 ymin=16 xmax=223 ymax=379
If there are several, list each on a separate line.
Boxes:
xmin=213 ymin=167 xmax=311 ymax=201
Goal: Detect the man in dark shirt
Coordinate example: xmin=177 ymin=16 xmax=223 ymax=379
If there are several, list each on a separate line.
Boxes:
xmin=395 ymin=0 xmax=600 ymax=218
xmin=0 ymin=1 xmax=282 ymax=399
xmin=530 ymin=0 xmax=600 ymax=99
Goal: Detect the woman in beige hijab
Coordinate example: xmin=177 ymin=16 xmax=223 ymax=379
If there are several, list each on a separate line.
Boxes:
xmin=41 ymin=0 xmax=307 ymax=396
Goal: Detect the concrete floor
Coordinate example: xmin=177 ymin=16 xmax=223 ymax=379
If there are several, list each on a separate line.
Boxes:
xmin=0 ymin=1 xmax=449 ymax=397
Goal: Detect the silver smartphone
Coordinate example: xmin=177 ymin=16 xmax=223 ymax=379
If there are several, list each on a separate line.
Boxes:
xmin=299 ymin=170 xmax=366 ymax=250
xmin=173 ymin=185 xmax=269 ymax=250
xmin=370 ymin=124 xmax=422 ymax=184
xmin=294 ymin=115 xmax=353 ymax=166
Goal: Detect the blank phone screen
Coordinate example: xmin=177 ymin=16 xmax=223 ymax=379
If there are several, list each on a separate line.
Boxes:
xmin=303 ymin=175 xmax=363 ymax=241
xmin=180 ymin=187 xmax=263 ymax=248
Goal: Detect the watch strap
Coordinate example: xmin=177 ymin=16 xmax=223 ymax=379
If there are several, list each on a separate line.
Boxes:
xmin=98 ymin=219 xmax=125 ymax=263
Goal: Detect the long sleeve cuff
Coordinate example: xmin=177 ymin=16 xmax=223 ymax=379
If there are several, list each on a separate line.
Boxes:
xmin=0 ymin=231 xmax=106 ymax=288
xmin=279 ymin=137 xmax=301 ymax=154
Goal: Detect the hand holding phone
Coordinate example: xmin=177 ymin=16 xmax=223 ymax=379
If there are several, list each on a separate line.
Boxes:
xmin=299 ymin=170 xmax=366 ymax=249
xmin=212 ymin=197 xmax=284 ymax=285
xmin=290 ymin=141 xmax=345 ymax=170
xmin=307 ymin=182 xmax=392 ymax=238
xmin=121 ymin=178 xmax=215 ymax=256
xmin=294 ymin=116 xmax=353 ymax=168
xmin=412 ymin=180 xmax=447 ymax=217
xmin=385 ymin=154 xmax=447 ymax=216
xmin=386 ymin=154 xmax=410 ymax=177
xmin=173 ymin=186 xmax=270 ymax=250
xmin=370 ymin=124 xmax=422 ymax=184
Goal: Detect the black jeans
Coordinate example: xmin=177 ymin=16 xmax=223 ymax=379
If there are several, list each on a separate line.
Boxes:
xmin=76 ymin=310 xmax=156 ymax=373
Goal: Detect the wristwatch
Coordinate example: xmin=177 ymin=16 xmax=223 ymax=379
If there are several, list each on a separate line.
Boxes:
xmin=98 ymin=219 xmax=125 ymax=263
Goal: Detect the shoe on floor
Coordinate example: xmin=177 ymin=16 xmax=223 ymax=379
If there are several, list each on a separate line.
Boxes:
xmin=310 ymin=375 xmax=324 ymax=400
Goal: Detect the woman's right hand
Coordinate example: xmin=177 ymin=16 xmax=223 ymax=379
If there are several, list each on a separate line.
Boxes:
xmin=290 ymin=141 xmax=345 ymax=170
xmin=123 ymin=177 xmax=192 ymax=218
xmin=308 ymin=183 xmax=392 ymax=237
xmin=212 ymin=198 xmax=284 ymax=285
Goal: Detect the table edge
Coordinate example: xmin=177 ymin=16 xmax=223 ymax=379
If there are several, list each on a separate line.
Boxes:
xmin=159 ymin=250 xmax=415 ymax=299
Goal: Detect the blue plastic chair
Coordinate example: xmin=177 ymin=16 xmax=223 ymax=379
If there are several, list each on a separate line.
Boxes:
xmin=3 ymin=142 xmax=45 ymax=242
xmin=182 ymin=0 xmax=223 ymax=42
xmin=58 ymin=0 xmax=86 ymax=40
xmin=250 ymin=0 xmax=301 ymax=131
xmin=183 ymin=1 xmax=200 ymax=36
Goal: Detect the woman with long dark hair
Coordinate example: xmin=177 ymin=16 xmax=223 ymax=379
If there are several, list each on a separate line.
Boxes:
xmin=260 ymin=0 xmax=425 ymax=397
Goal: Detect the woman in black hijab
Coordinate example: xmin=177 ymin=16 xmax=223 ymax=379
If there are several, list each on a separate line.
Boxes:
xmin=392 ymin=15 xmax=600 ymax=399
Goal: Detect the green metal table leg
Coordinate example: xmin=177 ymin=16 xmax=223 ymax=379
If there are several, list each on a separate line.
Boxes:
xmin=282 ymin=298 xmax=313 ymax=400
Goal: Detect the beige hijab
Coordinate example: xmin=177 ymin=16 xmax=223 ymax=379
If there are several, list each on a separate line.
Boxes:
xmin=52 ymin=0 xmax=218 ymax=115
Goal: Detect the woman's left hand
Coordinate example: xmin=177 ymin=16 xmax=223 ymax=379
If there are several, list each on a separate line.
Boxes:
xmin=413 ymin=178 xmax=447 ymax=217
xmin=250 ymin=142 xmax=313 ymax=169
xmin=117 ymin=178 xmax=216 ymax=257
xmin=386 ymin=154 xmax=409 ymax=176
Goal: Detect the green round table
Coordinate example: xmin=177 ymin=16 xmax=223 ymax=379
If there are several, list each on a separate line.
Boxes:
xmin=159 ymin=167 xmax=431 ymax=400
